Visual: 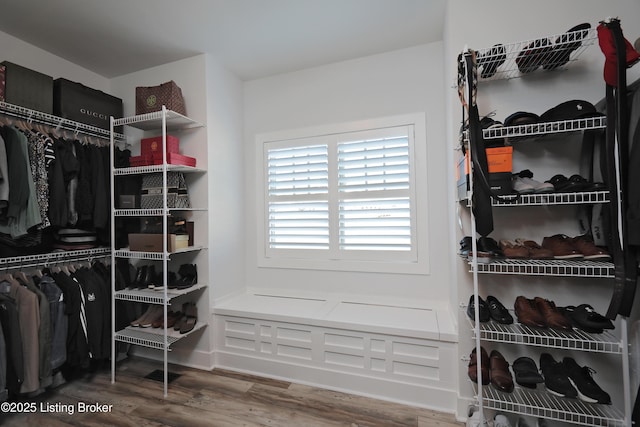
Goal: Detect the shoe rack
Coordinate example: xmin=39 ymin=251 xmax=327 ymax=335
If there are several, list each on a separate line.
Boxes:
xmin=109 ymin=106 xmax=208 ymax=397
xmin=459 ymin=25 xmax=632 ymax=427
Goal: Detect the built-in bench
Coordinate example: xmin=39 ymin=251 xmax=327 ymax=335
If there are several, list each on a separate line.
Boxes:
xmin=212 ymin=292 xmax=458 ymax=412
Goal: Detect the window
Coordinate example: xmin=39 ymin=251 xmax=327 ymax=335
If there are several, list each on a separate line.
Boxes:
xmin=257 ymin=114 xmax=428 ymax=274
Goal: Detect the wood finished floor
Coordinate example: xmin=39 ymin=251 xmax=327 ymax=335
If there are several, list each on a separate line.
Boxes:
xmin=0 ymin=357 xmax=463 ymax=427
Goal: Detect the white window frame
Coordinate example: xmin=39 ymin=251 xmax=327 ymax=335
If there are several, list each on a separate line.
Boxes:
xmin=256 ymin=113 xmax=429 ymax=274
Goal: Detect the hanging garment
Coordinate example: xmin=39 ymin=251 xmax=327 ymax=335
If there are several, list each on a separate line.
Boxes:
xmin=47 ymin=138 xmax=68 ymax=228
xmin=0 ymin=316 xmax=7 ymax=401
xmin=73 ymin=266 xmax=109 ymax=360
xmin=51 ymin=271 xmax=88 ymax=379
xmin=0 ymin=287 xmax=23 ymax=396
xmin=1 ymin=274 xmax=40 ymax=394
xmin=34 ymin=273 xmax=67 ymax=370
xmin=0 ymin=134 xmax=9 ymax=212
xmin=16 ymin=273 xmax=52 ymax=389
xmin=0 ymin=127 xmax=30 ymax=224
xmin=24 ymin=130 xmax=51 ymax=230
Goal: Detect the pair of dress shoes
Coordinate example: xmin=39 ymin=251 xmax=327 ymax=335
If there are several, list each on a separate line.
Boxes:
xmin=467 ymin=295 xmax=513 ymax=324
xmin=468 ymin=346 xmax=514 ymax=392
xmin=514 ymin=296 xmax=572 ymax=330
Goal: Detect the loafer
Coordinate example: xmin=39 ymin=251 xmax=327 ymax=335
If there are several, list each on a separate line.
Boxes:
xmin=486 ymin=295 xmax=513 ymax=324
xmin=467 ymin=295 xmax=491 ymax=322
xmin=489 ymin=350 xmax=514 ymax=392
xmin=512 ymin=356 xmax=544 ymax=388
xmin=534 ymin=297 xmax=572 ymax=331
xmin=468 ymin=346 xmax=490 ymax=385
xmin=564 ymin=304 xmax=614 ymax=332
xmin=514 ymin=296 xmax=546 ymax=328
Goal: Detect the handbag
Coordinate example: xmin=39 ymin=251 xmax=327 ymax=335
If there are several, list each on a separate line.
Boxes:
xmin=135 ymin=80 xmax=186 ymax=115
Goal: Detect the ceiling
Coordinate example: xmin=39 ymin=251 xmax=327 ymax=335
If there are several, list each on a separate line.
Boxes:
xmin=0 ymin=0 xmax=445 ymax=81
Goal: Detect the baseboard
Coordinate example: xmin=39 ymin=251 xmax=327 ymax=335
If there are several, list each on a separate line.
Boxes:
xmin=215 ymin=350 xmax=457 ymax=412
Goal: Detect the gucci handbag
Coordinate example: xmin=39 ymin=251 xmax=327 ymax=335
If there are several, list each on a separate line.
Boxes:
xmin=135 ymin=80 xmax=186 ymax=115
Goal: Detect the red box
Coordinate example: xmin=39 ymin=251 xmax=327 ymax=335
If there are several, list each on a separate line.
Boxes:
xmin=141 ymin=135 xmax=180 ymax=156
xmin=129 ymin=152 xmax=196 ymax=168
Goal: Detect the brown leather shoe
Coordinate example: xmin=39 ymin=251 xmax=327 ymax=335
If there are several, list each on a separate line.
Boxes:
xmin=489 ymin=350 xmax=514 ymax=392
xmin=499 ymin=240 xmax=529 ymax=259
xmin=570 ymin=235 xmax=611 ymax=260
xmin=534 ymin=297 xmax=573 ymax=330
xmin=515 ymin=238 xmax=554 ymax=260
xmin=541 ymin=234 xmax=583 ymax=259
xmin=468 ymin=346 xmax=489 ymax=385
xmin=514 ymin=296 xmax=546 ymax=328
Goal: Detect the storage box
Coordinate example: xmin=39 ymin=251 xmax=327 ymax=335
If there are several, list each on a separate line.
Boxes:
xmin=140 ymin=172 xmax=191 ymax=209
xmin=118 ymin=195 xmax=137 ymax=209
xmin=456 ymin=150 xmax=514 ymax=200
xmin=488 ymin=172 xmax=513 ymax=196
xmin=1 ymin=61 xmax=53 ymax=113
xmin=130 ymin=152 xmax=196 ymax=168
xmin=128 ymin=233 xmax=189 ymax=252
xmin=53 ymin=78 xmax=123 ymax=130
xmin=485 ymin=146 xmax=513 ymax=173
xmin=457 ymin=171 xmax=514 ymax=200
xmin=141 ymin=135 xmax=180 ymax=156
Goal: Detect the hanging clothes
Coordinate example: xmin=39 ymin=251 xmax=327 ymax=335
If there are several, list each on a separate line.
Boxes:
xmin=34 ymin=273 xmax=67 ymax=371
xmin=0 ymin=285 xmax=22 ymax=397
xmin=0 ymin=274 xmax=40 ymax=394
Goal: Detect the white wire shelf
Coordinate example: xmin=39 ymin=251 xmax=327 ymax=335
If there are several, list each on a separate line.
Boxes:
xmin=491 ymin=191 xmax=610 ymax=206
xmin=483 ymin=116 xmax=606 ymax=141
xmin=474 ymin=27 xmax=597 ymax=81
xmin=463 ymin=313 xmax=621 ymax=354
xmin=113 ymin=164 xmax=206 ymax=175
xmin=469 ymin=259 xmax=614 ymax=278
xmin=114 ymin=322 xmax=206 ymax=350
xmin=0 ymin=247 xmax=111 ymax=269
xmin=113 ymin=246 xmax=204 ymax=260
xmin=474 ymin=384 xmax=625 ymax=427
xmin=114 ymin=208 xmax=208 ymax=216
xmin=0 ymin=101 xmax=126 ymax=141
xmin=113 ymin=109 xmax=203 ymax=131
xmin=114 ymin=283 xmax=206 ymax=304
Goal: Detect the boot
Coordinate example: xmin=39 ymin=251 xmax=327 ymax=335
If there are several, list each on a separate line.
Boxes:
xmin=132 ymin=265 xmax=147 ymax=289
xmin=142 ymin=265 xmax=156 ymax=288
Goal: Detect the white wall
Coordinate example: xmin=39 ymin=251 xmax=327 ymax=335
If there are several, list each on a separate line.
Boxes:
xmin=110 ymin=54 xmax=245 ymax=368
xmin=0 ymin=30 xmax=109 ymax=92
xmin=445 ymin=0 xmax=640 ymax=418
xmin=243 ymin=43 xmax=451 ymax=306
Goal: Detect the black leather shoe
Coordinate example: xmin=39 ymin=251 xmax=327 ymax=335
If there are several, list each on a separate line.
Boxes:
xmin=467 ymin=295 xmax=490 ymax=322
xmin=565 ymin=304 xmax=614 ymax=332
xmin=513 ymin=356 xmax=544 ymax=388
xmin=486 ymin=295 xmax=513 ymax=324
xmin=477 ymin=237 xmax=504 ymax=258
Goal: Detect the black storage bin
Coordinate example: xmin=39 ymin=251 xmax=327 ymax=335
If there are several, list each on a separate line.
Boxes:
xmin=53 ymin=78 xmax=123 ymax=130
xmin=1 ymin=61 xmax=53 ymax=113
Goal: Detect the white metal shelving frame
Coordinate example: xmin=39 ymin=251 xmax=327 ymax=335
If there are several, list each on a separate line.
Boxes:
xmin=109 ymin=106 xmax=206 ymax=397
xmin=459 ymin=29 xmax=631 ymax=426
